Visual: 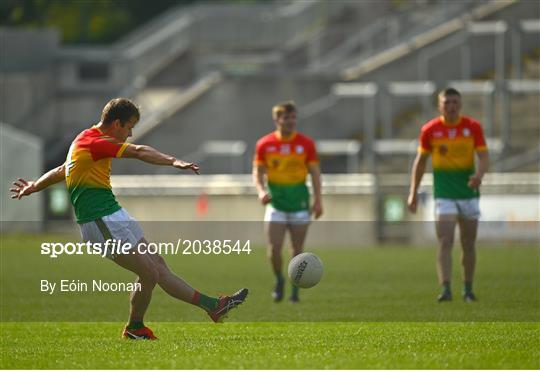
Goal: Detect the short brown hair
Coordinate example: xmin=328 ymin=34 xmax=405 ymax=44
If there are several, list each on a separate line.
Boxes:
xmin=101 ymin=98 xmax=140 ymax=125
xmin=438 ymin=87 xmax=461 ymax=99
xmin=272 ymin=101 xmax=296 ymax=120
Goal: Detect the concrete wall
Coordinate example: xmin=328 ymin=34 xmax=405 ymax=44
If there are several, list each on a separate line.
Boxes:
xmin=115 ymin=193 xmax=377 ymax=247
xmin=0 ymin=124 xmax=43 ymax=231
xmin=115 ymin=193 xmax=376 ymax=222
xmin=0 ymin=72 xmax=56 ymax=130
xmin=0 ymin=28 xmax=59 ymax=73
xmin=114 ymin=190 xmax=539 ymax=247
xmin=0 ymin=28 xmax=60 ymax=141
xmin=110 ymin=173 xmax=539 ymax=247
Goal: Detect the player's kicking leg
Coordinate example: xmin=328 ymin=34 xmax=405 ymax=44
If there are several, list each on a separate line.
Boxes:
xmin=147 ymin=252 xmax=249 ymax=322
xmin=115 ymin=238 xmax=248 ymax=339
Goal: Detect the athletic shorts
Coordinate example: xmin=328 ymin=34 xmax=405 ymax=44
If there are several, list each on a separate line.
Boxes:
xmin=79 ymin=208 xmax=143 ymax=260
xmin=264 ymin=205 xmax=311 ymax=225
xmin=434 ymin=198 xmax=480 ymax=220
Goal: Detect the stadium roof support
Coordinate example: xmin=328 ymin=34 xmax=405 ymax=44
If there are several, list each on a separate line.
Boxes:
xmin=511 ymin=19 xmax=540 ymax=79
xmin=331 ymin=83 xmax=378 ymax=172
xmin=467 ymin=21 xmax=508 ymax=83
xmin=500 ymin=80 xmax=540 ymax=150
xmin=417 ymin=29 xmax=470 ymax=81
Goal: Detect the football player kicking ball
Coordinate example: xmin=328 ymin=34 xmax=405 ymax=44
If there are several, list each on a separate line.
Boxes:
xmin=253 ymin=101 xmax=323 ymax=303
xmin=11 ymin=98 xmax=248 ymax=339
xmin=408 ymin=88 xmax=489 ymax=302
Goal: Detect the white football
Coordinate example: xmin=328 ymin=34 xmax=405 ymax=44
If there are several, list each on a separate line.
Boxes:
xmin=288 ymin=252 xmax=323 ymax=288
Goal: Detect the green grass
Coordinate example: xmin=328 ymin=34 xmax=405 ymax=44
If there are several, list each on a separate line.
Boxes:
xmin=1 ymin=322 xmax=538 ymax=369
xmin=1 ymin=234 xmax=539 ymax=368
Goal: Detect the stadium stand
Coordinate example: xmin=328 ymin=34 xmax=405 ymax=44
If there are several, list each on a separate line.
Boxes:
xmin=1 ymin=0 xmax=538 ymax=239
xmin=7 ymin=0 xmax=534 ymax=173
xmin=113 ymin=0 xmax=538 ymax=175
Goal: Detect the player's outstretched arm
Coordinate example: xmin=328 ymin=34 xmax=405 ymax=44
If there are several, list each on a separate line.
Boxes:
xmin=122 ymin=144 xmax=199 ymax=174
xmin=308 ymin=163 xmax=323 ymax=219
xmin=407 ymin=152 xmax=429 ymax=213
xmin=10 ymin=163 xmax=66 ymax=200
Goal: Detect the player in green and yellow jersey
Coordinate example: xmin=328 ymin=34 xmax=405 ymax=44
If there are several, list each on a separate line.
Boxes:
xmin=408 ymin=88 xmax=489 ymax=302
xmin=11 ymin=98 xmax=248 ymax=339
xmin=253 ymin=101 xmax=323 ymax=303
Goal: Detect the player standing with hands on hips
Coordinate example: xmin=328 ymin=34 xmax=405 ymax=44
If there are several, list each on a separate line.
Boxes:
xmin=253 ymin=101 xmax=323 ymax=303
xmin=408 ymin=88 xmax=489 ymax=302
xmin=11 ymin=98 xmax=248 ymax=339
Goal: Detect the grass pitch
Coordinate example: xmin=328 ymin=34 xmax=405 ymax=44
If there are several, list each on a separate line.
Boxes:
xmin=1 ymin=234 xmax=539 ymax=369
xmin=2 ymin=322 xmax=537 ymax=369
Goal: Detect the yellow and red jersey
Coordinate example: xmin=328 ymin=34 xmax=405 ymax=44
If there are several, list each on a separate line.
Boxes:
xmin=65 ymin=126 xmax=129 ymax=223
xmin=418 ymin=116 xmax=487 ymax=199
xmin=254 ymin=131 xmax=318 ymax=211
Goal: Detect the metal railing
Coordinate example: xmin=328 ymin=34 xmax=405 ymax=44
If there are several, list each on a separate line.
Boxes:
xmin=341 ymin=1 xmax=518 ymax=81
xmin=309 ymin=0 xmax=484 ymax=73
